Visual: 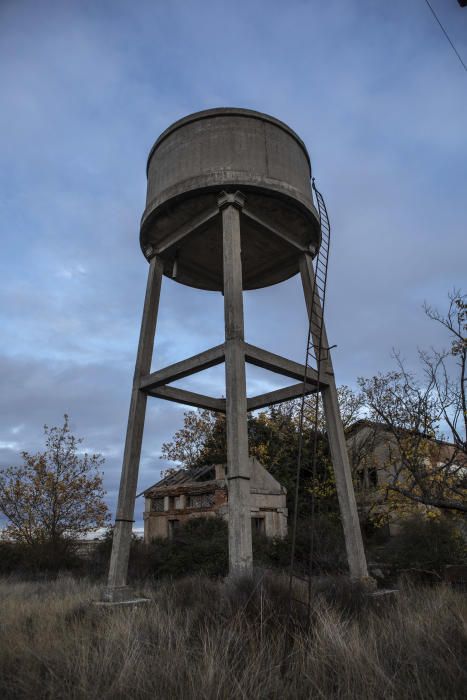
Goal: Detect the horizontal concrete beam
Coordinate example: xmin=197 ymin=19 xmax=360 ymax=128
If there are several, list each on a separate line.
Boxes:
xmin=140 ymin=344 xmax=225 ymax=390
xmin=177 ymin=257 xmax=221 ymax=288
xmin=244 ymin=343 xmax=326 ymax=386
xmin=242 ymin=207 xmax=308 ymax=253
xmin=247 ymin=381 xmax=318 ymax=412
xmin=154 ymin=206 xmax=220 ymax=255
xmin=146 ymin=385 xmax=226 ymax=413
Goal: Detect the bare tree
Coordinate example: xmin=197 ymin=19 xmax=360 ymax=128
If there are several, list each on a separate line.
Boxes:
xmin=160 ymin=409 xmax=221 ymax=470
xmin=359 ymin=290 xmax=466 ymax=515
xmin=422 ymin=289 xmax=466 ymax=455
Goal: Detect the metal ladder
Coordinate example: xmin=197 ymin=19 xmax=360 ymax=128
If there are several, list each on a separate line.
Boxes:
xmin=287 ymin=178 xmax=332 ymax=616
xmin=308 ymin=178 xmax=331 ymax=368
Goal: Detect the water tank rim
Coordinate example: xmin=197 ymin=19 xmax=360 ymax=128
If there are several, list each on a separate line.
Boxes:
xmin=146 ymin=107 xmax=311 ymax=176
xmin=139 ymin=183 xmax=321 ymax=241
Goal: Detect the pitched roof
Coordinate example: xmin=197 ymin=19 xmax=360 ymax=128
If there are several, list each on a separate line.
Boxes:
xmin=138 ymin=463 xmax=216 ymax=496
xmin=345 ymin=419 xmax=458 ymax=448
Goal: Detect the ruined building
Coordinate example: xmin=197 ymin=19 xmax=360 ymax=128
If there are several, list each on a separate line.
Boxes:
xmin=346 ymin=420 xmax=466 ymax=534
xmin=141 ymin=457 xmax=287 ymax=543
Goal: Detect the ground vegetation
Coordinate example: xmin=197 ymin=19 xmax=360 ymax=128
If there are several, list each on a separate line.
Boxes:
xmin=0 ymin=574 xmax=465 ymax=699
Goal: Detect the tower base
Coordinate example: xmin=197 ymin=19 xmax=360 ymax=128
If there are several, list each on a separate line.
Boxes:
xmin=100 ymin=585 xmax=150 ymax=605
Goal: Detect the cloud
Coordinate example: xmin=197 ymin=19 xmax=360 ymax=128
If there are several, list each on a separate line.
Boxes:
xmin=0 ymin=0 xmax=465 ymax=527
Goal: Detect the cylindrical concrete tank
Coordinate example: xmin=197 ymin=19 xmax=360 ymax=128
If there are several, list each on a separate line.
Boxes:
xmin=140 ymin=108 xmax=320 ymax=291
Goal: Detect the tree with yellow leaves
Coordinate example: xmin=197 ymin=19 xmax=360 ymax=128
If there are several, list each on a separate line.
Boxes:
xmin=0 ymin=416 xmax=109 ymax=547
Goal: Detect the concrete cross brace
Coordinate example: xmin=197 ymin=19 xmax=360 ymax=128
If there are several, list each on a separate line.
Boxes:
xmin=145 ymin=381 xmax=318 ymax=414
xmin=242 ymin=207 xmax=308 ymax=253
xmin=140 ymin=344 xmax=225 ymax=389
xmin=145 ymin=381 xmax=318 ymax=413
xmin=244 ymin=342 xmax=325 ymax=387
xmin=246 ymin=381 xmax=318 ymax=411
xmin=146 ymin=385 xmax=226 ymax=412
xmin=140 ymin=341 xmax=323 ymax=389
xmin=154 ymin=206 xmax=220 ymax=255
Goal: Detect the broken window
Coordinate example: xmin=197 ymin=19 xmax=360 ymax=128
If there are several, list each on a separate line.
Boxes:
xmin=252 ymin=517 xmax=265 ymax=535
xmin=188 ymin=492 xmax=215 ymax=509
xmin=151 ymin=497 xmax=165 ymax=512
xmin=356 ymin=470 xmax=365 ymax=490
xmin=356 ymin=466 xmax=378 ymax=490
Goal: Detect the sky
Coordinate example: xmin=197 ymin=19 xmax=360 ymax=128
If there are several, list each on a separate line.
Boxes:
xmin=0 ymin=0 xmax=466 ymax=528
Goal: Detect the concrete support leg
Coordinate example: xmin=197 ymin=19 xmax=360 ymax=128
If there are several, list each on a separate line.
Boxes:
xmin=299 ymin=254 xmax=369 ymax=581
xmin=220 ymin=192 xmax=253 ymax=577
xmin=103 ymin=254 xmax=164 ymax=601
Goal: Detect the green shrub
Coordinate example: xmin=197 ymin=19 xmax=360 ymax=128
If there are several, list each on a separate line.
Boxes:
xmin=253 ymin=514 xmax=347 ymax=575
xmin=0 ymin=539 xmax=81 ymax=576
xmin=384 ymin=516 xmax=466 ymax=573
xmin=123 ymin=517 xmax=229 ymax=581
xmin=0 ymin=541 xmax=25 ymax=574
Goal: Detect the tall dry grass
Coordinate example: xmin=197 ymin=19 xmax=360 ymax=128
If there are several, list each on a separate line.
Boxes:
xmin=0 ymin=573 xmax=465 ymax=699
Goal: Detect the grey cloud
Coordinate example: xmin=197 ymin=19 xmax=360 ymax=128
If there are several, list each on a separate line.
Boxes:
xmin=1 ymin=0 xmax=466 ymax=528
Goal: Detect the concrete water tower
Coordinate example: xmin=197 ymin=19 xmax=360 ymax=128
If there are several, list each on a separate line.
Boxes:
xmin=104 ymin=108 xmax=369 ymax=602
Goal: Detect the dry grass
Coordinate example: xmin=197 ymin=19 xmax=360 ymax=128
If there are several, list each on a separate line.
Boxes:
xmin=0 ymin=573 xmax=465 ymax=699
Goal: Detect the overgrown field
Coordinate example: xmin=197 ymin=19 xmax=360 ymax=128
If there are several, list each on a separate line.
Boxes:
xmin=0 ymin=575 xmax=465 ymax=699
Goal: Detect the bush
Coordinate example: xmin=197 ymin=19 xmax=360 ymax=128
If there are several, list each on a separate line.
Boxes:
xmin=384 ymin=516 xmax=466 ymax=573
xmin=0 ymin=541 xmax=25 ymax=575
xmin=63 ymin=515 xmax=348 ymax=582
xmin=253 ymin=514 xmax=347 ymax=575
xmin=101 ymin=517 xmax=231 ymax=582
xmin=0 ymin=539 xmax=81 ymax=577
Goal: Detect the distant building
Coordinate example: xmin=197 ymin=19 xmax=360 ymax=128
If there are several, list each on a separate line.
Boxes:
xmin=345 ymin=420 xmax=465 ymax=534
xmin=141 ymin=457 xmax=288 ymax=543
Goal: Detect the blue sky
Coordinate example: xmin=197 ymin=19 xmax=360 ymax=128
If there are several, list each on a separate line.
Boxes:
xmin=0 ymin=0 xmax=466 ymax=526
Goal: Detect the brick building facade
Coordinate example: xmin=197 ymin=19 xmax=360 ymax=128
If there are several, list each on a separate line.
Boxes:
xmin=141 ymin=457 xmax=287 ymax=542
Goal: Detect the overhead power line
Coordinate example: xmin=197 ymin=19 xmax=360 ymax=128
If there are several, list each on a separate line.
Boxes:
xmin=423 ymin=0 xmax=467 ymax=73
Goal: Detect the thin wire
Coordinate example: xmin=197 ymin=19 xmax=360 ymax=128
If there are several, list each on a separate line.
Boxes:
xmin=423 ymin=0 xmax=467 ymax=73
xmin=282 ymin=180 xmax=330 ymax=670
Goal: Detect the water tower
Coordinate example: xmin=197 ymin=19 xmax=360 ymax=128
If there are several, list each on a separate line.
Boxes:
xmin=104 ymin=108 xmax=369 ymax=602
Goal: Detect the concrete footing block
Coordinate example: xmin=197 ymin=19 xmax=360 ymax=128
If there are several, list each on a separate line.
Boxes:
xmin=368 ymin=588 xmax=399 ymax=598
xmin=93 ymin=598 xmax=151 ymax=608
xmin=355 ymin=575 xmax=378 ymax=592
xmin=99 ymin=585 xmax=151 ymax=606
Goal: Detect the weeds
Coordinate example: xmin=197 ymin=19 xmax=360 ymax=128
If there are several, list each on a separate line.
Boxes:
xmin=0 ymin=574 xmax=465 ymax=699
